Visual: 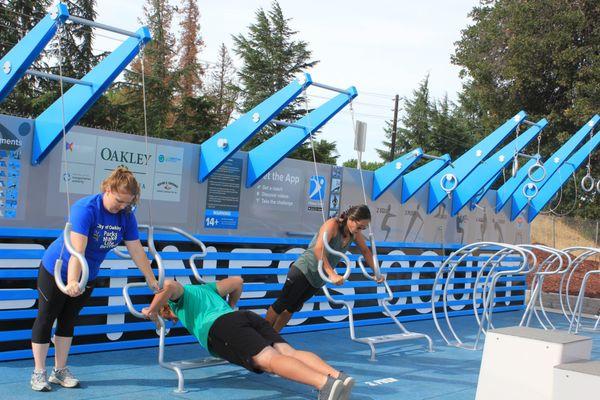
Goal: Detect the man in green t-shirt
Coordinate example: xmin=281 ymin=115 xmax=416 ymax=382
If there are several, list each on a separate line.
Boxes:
xmin=141 ymin=277 xmax=354 ymax=400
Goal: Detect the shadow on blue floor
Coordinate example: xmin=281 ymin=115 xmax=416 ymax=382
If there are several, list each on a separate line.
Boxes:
xmin=2 ymin=311 xmax=599 ymax=400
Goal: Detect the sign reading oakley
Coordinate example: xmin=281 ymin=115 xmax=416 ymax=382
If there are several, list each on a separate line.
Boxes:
xmin=58 ymin=131 xmax=184 ymax=202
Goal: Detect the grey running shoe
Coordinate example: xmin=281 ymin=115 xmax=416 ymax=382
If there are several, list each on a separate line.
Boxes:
xmin=318 ymin=376 xmax=344 ymax=400
xmin=30 ymin=370 xmax=51 ymax=392
xmin=49 ymin=367 xmax=80 ymax=388
xmin=337 ymin=372 xmax=355 ymax=400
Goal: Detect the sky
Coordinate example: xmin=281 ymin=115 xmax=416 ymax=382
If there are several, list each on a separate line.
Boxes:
xmin=93 ymin=0 xmax=479 ymax=164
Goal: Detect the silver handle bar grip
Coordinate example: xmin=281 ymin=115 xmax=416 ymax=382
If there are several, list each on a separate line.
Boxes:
xmin=112 ymin=247 xmax=132 ymax=259
xmin=317 ymin=231 xmax=352 ymax=283
xmin=54 ymin=222 xmax=89 ymax=294
xmin=138 ymin=225 xmax=164 ymax=288
xmin=357 ymin=236 xmax=384 ymax=281
xmin=140 ymin=225 xmax=208 ymax=284
xmin=122 ymin=282 xmax=147 ymax=319
xmin=123 ymin=282 xmax=167 ymax=336
xmin=367 ymin=233 xmax=382 ymax=280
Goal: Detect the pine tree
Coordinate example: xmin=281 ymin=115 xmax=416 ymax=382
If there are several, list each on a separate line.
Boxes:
xmin=0 ymin=0 xmax=51 ymax=118
xmin=233 ymin=2 xmax=338 ymax=163
xmin=429 ymin=94 xmax=474 ymax=159
xmin=342 ymin=159 xmax=385 ymax=171
xmin=397 ymin=75 xmax=432 ymax=152
xmin=118 ymin=0 xmax=177 ymax=139
xmin=375 ymin=76 xmax=475 ymax=162
xmin=206 ymin=43 xmax=238 ymax=131
xmin=375 ymin=120 xmax=398 ymax=162
xmin=170 ymin=0 xmax=219 ymax=143
xmin=177 ymin=0 xmax=204 ymax=98
xmin=289 ymin=137 xmax=339 ymax=165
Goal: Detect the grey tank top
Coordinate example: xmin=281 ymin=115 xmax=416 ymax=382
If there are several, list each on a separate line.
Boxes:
xmin=294 ymin=228 xmax=353 ymax=288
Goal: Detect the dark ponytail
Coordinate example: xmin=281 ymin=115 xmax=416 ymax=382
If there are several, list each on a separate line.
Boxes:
xmin=337 ymin=204 xmax=371 ymax=234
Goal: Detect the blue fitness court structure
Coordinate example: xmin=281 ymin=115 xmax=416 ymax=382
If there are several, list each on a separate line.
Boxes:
xmin=1 ymin=3 xmax=600 ymax=400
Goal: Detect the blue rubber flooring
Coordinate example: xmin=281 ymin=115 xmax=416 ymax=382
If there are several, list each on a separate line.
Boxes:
xmin=2 ymin=311 xmax=599 ymax=399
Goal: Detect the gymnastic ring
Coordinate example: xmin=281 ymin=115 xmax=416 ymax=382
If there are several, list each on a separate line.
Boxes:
xmin=522 ymin=182 xmax=538 ymax=200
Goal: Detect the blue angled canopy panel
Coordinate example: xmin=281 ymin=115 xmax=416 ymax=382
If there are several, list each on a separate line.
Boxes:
xmin=0 ymin=4 xmax=69 ymax=102
xmin=426 ymin=111 xmax=527 ymax=214
xmin=470 ymin=171 xmax=501 ymax=209
xmin=510 ymin=115 xmax=600 ymax=220
xmin=451 ymin=119 xmax=547 ymax=216
xmin=495 ymin=158 xmax=538 ymax=212
xmin=371 ymin=148 xmax=424 ymax=201
xmin=527 ymin=130 xmax=600 ymax=222
xmin=32 ymin=27 xmax=152 ymax=165
xmin=199 ymin=74 xmax=312 ymax=182
xmin=245 ymin=87 xmax=357 ymax=187
xmin=400 ymin=154 xmax=452 ymax=203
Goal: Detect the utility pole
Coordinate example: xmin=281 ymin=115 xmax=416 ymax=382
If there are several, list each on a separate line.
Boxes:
xmin=390 ymin=94 xmax=399 ymax=161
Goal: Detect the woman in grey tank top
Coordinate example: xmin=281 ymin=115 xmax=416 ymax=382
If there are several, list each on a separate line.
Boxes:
xmin=266 ymin=205 xmax=382 ymax=332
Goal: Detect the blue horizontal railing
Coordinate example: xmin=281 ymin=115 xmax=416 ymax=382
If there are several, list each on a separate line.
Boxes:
xmin=0 ymin=295 xmax=524 ymax=343
xmin=0 ymin=285 xmax=526 ymax=322
xmin=0 ymin=230 xmax=528 ymax=361
xmin=0 ymin=276 xmax=525 ymax=301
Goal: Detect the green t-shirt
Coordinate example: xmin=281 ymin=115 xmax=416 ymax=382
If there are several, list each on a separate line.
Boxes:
xmin=168 ymin=282 xmax=234 ymax=350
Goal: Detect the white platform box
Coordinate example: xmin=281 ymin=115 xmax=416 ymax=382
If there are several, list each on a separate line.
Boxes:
xmin=475 ymin=326 xmax=592 ymax=400
xmin=554 ymin=361 xmax=600 ymax=399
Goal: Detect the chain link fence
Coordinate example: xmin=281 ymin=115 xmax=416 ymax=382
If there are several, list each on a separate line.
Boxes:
xmin=530 ymin=215 xmax=600 ymax=311
xmin=531 ymin=215 xmax=599 ymax=250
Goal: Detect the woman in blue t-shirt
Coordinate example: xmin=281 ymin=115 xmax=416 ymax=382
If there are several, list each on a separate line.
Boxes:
xmin=30 ymin=166 xmax=159 ymax=392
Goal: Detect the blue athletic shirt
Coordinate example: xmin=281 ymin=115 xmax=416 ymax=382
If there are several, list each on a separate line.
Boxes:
xmin=42 ymin=193 xmax=139 ymax=281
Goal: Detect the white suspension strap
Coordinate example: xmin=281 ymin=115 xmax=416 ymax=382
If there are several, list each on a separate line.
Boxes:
xmin=54 ymin=21 xmax=89 ymax=294
xmin=139 ymin=42 xmax=153 ymax=226
xmin=304 ymin=89 xmax=326 ymax=225
xmin=527 ymin=132 xmax=546 ymax=182
xmin=581 ymin=128 xmax=595 ymax=192
xmin=350 ymin=104 xmax=381 ymax=280
xmin=305 ymin=90 xmax=351 ymax=283
xmin=511 ymin=124 xmax=521 ymax=177
xmin=542 ymin=168 xmax=578 ymax=217
xmin=136 ymin=42 xmax=165 ymax=289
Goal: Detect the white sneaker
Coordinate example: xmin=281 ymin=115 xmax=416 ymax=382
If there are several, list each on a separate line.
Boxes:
xmin=338 ymin=373 xmax=355 ymax=400
xmin=30 ymin=370 xmax=51 ymax=392
xmin=49 ymin=366 xmax=80 ymax=388
xmin=318 ymin=377 xmax=344 ymax=400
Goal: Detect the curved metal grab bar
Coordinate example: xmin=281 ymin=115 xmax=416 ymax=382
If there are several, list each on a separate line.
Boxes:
xmin=355 ymin=233 xmax=382 ymax=281
xmin=122 ymin=281 xmax=148 ymax=319
xmin=137 ymin=225 xmax=208 ymax=288
xmin=431 ymin=242 xmax=530 ymax=350
xmin=54 ymin=222 xmax=90 ymax=294
xmin=317 ymin=231 xmax=352 ymax=283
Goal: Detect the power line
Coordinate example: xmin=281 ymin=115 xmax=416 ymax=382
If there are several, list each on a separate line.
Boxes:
xmin=307 ymin=93 xmax=392 ymax=109
xmin=360 ymin=90 xmax=396 ymax=99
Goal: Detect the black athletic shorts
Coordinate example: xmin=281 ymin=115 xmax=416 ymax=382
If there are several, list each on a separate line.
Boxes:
xmin=207 ymin=310 xmax=287 ymax=373
xmin=271 ymin=264 xmax=320 ymax=314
